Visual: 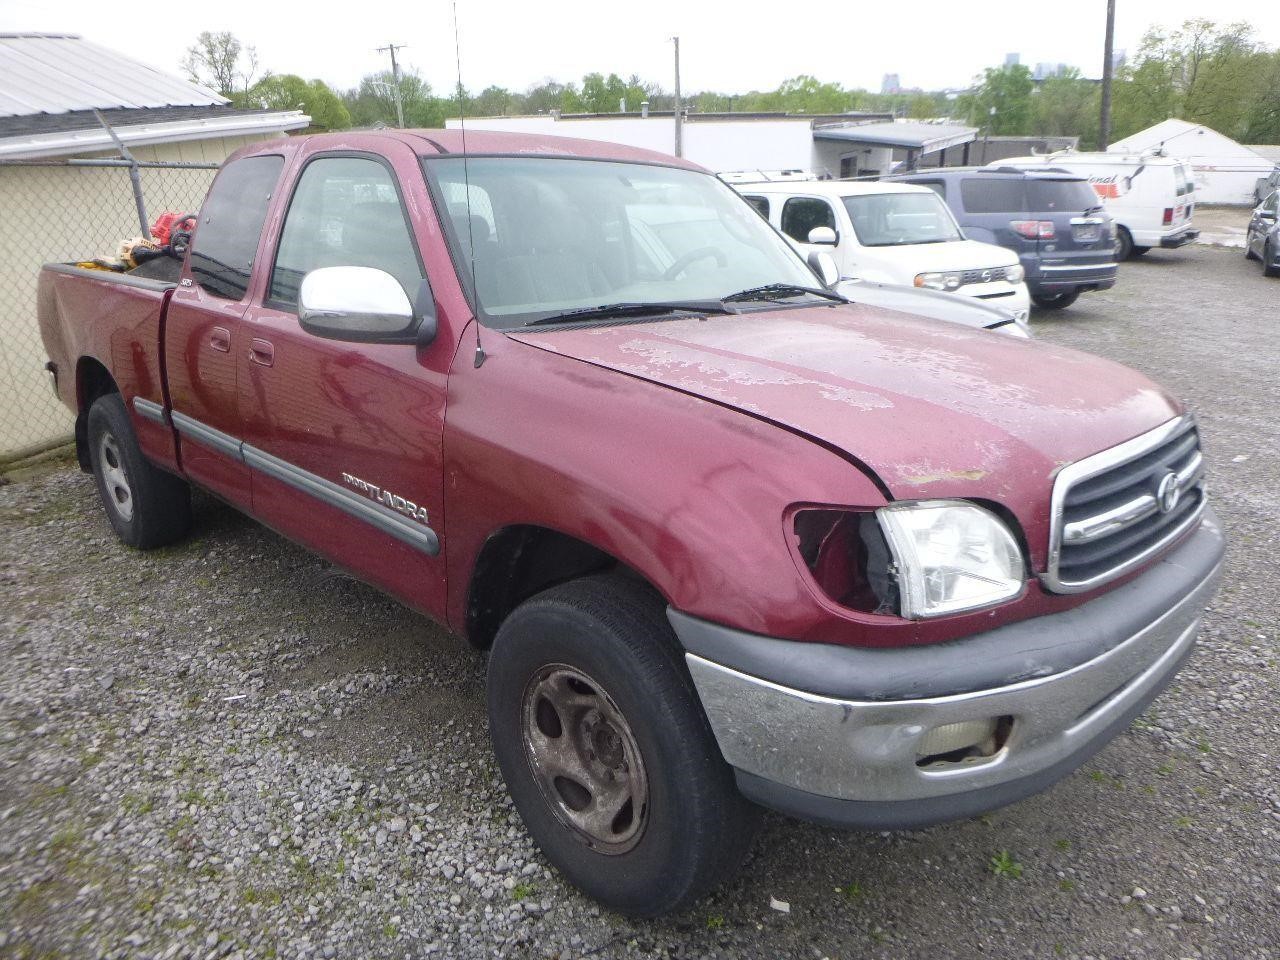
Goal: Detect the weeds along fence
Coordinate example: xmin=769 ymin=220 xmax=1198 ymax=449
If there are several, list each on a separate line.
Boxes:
xmin=0 ymin=159 xmax=218 ymax=462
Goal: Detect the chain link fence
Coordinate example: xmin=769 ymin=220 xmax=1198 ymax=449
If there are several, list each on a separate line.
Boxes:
xmin=0 ymin=159 xmax=218 ymax=462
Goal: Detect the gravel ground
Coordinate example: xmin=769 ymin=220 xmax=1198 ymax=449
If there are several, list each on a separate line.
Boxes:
xmin=2 ymin=242 xmax=1278 ymax=960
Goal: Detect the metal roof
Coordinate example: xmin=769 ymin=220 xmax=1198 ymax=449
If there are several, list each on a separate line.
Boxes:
xmin=813 ymin=121 xmax=977 ymax=153
xmin=0 ymin=33 xmax=228 ymax=118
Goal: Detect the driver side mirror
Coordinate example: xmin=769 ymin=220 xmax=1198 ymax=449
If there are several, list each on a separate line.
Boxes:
xmin=807 ymin=250 xmax=840 ymax=288
xmin=807 ymin=226 xmax=838 ymax=246
xmin=299 ymin=267 xmax=436 ymax=346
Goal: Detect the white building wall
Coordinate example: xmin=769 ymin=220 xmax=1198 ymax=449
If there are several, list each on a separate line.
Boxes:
xmin=447 ymin=115 xmax=825 ymax=175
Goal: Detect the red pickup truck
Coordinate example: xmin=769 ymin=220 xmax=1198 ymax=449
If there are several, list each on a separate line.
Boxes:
xmin=39 ymin=130 xmax=1224 ymax=916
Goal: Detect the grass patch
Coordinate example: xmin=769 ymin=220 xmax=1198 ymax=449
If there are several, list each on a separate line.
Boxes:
xmin=705 ymin=914 xmax=725 ymax=930
xmin=512 ymin=881 xmax=536 ymax=901
xmin=989 ymin=850 xmax=1023 ymax=880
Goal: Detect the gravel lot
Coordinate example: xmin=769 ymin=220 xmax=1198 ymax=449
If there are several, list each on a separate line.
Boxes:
xmin=3 ymin=238 xmax=1278 ymax=960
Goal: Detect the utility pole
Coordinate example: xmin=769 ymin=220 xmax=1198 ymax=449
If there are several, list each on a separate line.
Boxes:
xmin=377 ymin=42 xmax=408 ymax=128
xmin=672 ymin=36 xmax=683 ymax=158
xmin=1100 ymin=0 xmax=1116 ymax=149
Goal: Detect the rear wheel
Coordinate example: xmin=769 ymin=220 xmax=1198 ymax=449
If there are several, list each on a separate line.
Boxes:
xmin=86 ymin=394 xmax=192 ymax=548
xmin=1115 ymin=227 xmax=1135 ymax=261
xmin=486 ymin=575 xmax=758 ymax=916
xmin=1031 ymin=290 xmax=1081 ymax=310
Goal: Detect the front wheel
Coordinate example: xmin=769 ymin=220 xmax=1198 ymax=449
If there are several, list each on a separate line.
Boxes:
xmin=1031 ymin=290 xmax=1081 ymax=310
xmin=1265 ymin=243 xmax=1280 ymax=278
xmin=486 ymin=575 xmax=758 ymax=916
xmin=86 ymin=394 xmax=192 ymax=548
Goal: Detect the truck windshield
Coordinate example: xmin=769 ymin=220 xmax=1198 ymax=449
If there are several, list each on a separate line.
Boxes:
xmin=422 ymin=157 xmax=820 ymax=328
xmin=841 ymin=192 xmax=962 ymax=247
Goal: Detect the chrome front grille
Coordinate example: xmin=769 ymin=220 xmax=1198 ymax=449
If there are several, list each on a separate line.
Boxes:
xmin=960 ymin=268 xmax=1007 ymax=285
xmin=1044 ymin=416 xmax=1206 ymax=593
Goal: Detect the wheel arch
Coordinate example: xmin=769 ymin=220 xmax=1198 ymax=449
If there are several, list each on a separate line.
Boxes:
xmin=73 ymin=357 xmax=118 ymax=471
xmin=464 ymin=524 xmax=657 ymax=650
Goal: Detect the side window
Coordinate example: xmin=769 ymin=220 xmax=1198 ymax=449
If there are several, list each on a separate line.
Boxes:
xmin=189 ymin=155 xmax=284 ymax=301
xmin=918 ymin=181 xmax=946 ymax=198
xmin=742 ymin=195 xmax=770 ymax=219
xmin=959 ymin=178 xmax=1026 ymax=214
xmin=781 ymin=197 xmax=836 ymax=242
xmin=269 ymin=155 xmax=425 ymax=308
xmin=1267 ymin=192 xmax=1279 ymax=215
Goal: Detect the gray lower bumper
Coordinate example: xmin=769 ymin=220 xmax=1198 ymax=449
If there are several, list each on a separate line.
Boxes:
xmin=671 ymin=511 xmax=1224 ymax=828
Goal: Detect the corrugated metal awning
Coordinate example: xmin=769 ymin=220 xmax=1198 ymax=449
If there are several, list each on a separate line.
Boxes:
xmin=813 ymin=121 xmax=977 ymax=153
xmin=0 ymin=33 xmax=228 ymax=118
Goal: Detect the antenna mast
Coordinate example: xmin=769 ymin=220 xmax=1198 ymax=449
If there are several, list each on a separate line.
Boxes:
xmin=452 ymin=0 xmax=484 ymax=368
xmin=377 ymin=42 xmax=408 ymax=128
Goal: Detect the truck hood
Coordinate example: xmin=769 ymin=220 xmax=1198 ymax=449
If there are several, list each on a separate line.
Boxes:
xmin=508 ymin=303 xmax=1181 ymax=517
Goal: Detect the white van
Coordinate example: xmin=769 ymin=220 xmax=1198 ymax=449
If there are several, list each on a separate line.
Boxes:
xmin=993 ymin=153 xmax=1198 ymax=260
xmin=735 ymin=179 xmax=1031 ymax=321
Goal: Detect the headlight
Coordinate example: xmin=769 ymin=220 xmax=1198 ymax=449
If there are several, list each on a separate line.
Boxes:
xmin=914 ymin=271 xmax=963 ymax=291
xmin=1004 ymin=264 xmax=1025 ymax=283
xmin=877 ymin=501 xmax=1025 ymax=619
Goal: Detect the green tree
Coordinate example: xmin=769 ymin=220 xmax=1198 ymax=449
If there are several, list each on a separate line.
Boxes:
xmin=344 ymin=71 xmax=446 ymax=128
xmin=956 ymin=64 xmax=1034 ymax=134
xmin=181 ymin=31 xmax=260 ymax=102
xmin=248 ymin=75 xmax=350 ymax=130
xmin=1112 ymin=19 xmax=1264 ymax=140
xmin=1032 ymin=68 xmax=1100 ymax=146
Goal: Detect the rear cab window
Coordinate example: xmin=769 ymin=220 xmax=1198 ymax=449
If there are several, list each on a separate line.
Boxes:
xmin=188 ymin=155 xmax=284 ymax=300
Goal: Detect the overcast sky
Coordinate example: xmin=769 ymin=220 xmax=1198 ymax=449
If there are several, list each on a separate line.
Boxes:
xmin=4 ymin=0 xmax=1279 ymax=98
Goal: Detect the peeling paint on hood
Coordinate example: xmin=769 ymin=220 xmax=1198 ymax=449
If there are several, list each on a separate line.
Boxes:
xmin=508 ymin=303 xmax=1182 ymax=514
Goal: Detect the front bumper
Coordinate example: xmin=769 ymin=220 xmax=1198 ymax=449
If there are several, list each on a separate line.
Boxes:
xmin=956 ymin=281 xmax=1030 ymax=323
xmin=670 ymin=509 xmax=1224 ymax=830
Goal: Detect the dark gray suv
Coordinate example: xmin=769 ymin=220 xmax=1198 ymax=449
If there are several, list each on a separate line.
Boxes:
xmin=888 ymin=167 xmax=1118 ymax=310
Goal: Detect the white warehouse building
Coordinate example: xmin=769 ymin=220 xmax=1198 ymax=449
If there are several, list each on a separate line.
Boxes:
xmin=444 ymin=111 xmax=978 ymax=180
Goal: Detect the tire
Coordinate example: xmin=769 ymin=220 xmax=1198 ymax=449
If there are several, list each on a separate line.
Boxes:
xmin=1115 ymin=227 xmax=1134 ymax=261
xmin=86 ymin=394 xmax=192 ymax=549
xmin=1265 ymin=243 xmax=1280 ymax=278
xmin=1031 ymin=289 xmax=1081 ymax=310
xmin=1245 ymin=240 xmax=1259 ymax=262
xmin=486 ymin=574 xmax=759 ymax=916
xmin=1131 ymin=245 xmax=1151 ymax=257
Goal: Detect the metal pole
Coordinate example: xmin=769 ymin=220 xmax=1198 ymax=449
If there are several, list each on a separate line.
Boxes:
xmin=672 ymin=36 xmax=683 ymax=158
xmin=93 ymin=109 xmax=149 ymax=236
xmin=378 ymin=43 xmax=408 ymax=128
xmin=1100 ymin=0 xmax=1116 ymax=149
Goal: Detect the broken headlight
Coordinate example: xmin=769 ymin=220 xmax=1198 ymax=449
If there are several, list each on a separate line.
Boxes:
xmin=876 ymin=501 xmax=1025 ymax=619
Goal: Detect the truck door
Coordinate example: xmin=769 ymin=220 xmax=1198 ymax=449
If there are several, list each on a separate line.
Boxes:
xmin=237 ymin=149 xmax=449 ymax=615
xmin=165 ymin=154 xmax=285 ymax=509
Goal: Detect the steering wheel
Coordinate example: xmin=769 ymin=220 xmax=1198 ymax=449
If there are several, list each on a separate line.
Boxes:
xmin=663 ymin=246 xmax=728 ymax=280
xmin=168 ymin=212 xmax=199 ymax=259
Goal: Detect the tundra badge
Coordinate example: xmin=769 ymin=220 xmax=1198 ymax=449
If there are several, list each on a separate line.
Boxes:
xmin=342 ymin=473 xmax=430 ymax=524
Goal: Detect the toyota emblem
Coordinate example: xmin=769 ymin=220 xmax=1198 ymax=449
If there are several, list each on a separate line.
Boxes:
xmin=1156 ymin=471 xmax=1181 ymax=514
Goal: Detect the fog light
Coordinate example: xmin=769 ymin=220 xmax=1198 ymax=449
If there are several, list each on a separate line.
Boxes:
xmin=917 ymin=719 xmax=998 ymax=758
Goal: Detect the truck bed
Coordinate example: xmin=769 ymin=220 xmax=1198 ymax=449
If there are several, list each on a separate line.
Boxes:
xmin=38 ymin=262 xmax=179 ymax=470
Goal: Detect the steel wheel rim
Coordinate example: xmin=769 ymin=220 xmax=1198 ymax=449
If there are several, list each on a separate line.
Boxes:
xmin=97 ymin=431 xmax=134 ymax=522
xmin=520 ymin=663 xmax=649 ymax=854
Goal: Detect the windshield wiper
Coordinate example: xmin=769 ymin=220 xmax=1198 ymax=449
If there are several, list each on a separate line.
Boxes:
xmin=524 ymin=300 xmax=733 ymax=327
xmin=720 ymin=283 xmax=847 ymax=304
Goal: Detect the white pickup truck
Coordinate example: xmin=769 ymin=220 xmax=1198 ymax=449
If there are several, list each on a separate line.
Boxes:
xmin=735 ymin=179 xmax=1031 ymax=322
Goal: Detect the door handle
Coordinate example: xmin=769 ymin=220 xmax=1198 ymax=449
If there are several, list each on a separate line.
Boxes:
xmin=248 ymin=338 xmax=275 ymax=367
xmin=209 ymin=327 xmax=231 ymax=352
